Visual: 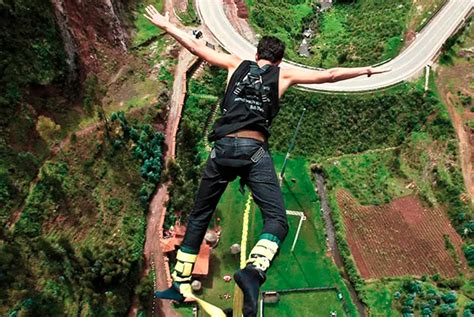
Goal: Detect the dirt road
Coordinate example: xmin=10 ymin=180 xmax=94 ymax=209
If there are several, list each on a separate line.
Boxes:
xmin=436 ymin=64 xmax=474 ymax=204
xmin=140 ymin=49 xmax=198 ymax=317
xmin=444 ymin=91 xmax=474 ymax=202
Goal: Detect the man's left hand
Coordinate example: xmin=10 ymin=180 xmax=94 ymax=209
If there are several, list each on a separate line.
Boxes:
xmin=367 ymin=67 xmax=392 ymax=77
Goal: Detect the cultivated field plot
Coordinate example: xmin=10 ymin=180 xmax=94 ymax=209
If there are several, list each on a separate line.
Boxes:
xmin=337 ymin=190 xmax=467 ymax=278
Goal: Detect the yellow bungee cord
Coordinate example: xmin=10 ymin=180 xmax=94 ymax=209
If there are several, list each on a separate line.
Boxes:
xmin=232 ymin=194 xmax=252 ymax=317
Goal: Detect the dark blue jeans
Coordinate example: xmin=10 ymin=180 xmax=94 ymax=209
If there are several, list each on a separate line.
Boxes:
xmin=181 ymin=136 xmax=289 ymax=252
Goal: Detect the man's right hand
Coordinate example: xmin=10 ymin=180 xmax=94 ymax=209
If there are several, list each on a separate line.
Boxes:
xmin=144 ymin=5 xmax=171 ymax=30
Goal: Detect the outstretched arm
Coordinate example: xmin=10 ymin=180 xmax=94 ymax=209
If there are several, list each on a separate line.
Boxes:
xmin=144 ymin=5 xmax=241 ymax=70
xmin=279 ymin=66 xmax=391 ymax=96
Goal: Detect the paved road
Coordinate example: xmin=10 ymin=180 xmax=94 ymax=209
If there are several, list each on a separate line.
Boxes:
xmin=196 ymin=0 xmax=473 ymax=92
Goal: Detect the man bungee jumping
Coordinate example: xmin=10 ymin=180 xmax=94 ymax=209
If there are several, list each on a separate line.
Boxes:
xmin=144 ymin=5 xmax=389 ymax=317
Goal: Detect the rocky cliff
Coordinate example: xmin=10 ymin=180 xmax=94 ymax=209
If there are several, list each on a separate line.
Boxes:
xmin=0 ymin=0 xmax=136 ymax=114
xmin=50 ymin=0 xmax=131 ymax=83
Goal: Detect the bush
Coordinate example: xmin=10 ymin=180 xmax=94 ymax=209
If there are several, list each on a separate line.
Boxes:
xmin=36 ymin=115 xmax=62 ymax=144
xmin=463 ymin=244 xmax=474 ymax=267
xmin=441 ymin=292 xmax=457 ymax=304
xmin=438 ymin=277 xmax=465 ymax=290
xmin=463 ymin=302 xmax=474 ymax=316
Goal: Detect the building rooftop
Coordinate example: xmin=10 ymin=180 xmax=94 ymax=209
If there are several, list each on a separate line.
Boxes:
xmin=161 ymin=223 xmax=213 ymax=277
xmin=193 ymin=243 xmax=211 ymax=276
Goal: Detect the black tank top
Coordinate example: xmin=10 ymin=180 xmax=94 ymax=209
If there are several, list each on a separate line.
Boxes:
xmin=208 ymin=60 xmax=280 ymax=142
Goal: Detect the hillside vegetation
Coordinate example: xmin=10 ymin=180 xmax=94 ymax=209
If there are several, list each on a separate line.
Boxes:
xmin=0 ymin=0 xmax=173 ymax=315
xmin=246 ymin=0 xmax=412 ymax=67
xmin=271 ymin=83 xmax=438 ymax=157
xmin=2 ymin=107 xmax=165 ymax=316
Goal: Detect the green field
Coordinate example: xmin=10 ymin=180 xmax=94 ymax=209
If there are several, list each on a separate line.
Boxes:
xmin=180 ymin=154 xmax=357 ymax=316
xmin=264 ymin=291 xmax=344 ymax=317
xmin=322 ymin=150 xmax=412 ymax=205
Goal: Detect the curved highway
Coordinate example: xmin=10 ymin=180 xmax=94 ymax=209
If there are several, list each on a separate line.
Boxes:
xmin=196 ymin=0 xmax=473 ymax=92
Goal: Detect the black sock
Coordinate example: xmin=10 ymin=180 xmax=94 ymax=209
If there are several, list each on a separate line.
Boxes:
xmin=234 ymin=264 xmax=266 ymax=317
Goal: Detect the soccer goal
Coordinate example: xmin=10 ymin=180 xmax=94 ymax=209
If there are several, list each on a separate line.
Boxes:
xmin=286 ymin=210 xmax=306 ymax=252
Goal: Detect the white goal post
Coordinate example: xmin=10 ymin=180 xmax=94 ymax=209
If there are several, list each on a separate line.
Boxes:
xmin=286 ymin=210 xmax=306 ymax=252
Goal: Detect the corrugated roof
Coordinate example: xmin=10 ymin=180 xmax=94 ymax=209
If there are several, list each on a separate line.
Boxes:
xmin=161 ymin=238 xmax=176 ymax=253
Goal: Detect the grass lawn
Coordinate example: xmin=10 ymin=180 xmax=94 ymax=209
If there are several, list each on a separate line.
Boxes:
xmin=363 ymin=282 xmax=395 ymax=317
xmin=132 ymin=0 xmax=164 ymax=46
xmin=264 ymin=290 xmax=344 ymax=317
xmin=174 ymin=305 xmax=196 ymax=316
xmin=185 ymin=154 xmax=357 ymax=316
xmin=322 ymin=150 xmax=412 ymax=205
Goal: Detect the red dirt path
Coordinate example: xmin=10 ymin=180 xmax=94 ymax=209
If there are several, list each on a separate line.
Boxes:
xmin=337 ymin=190 xmax=468 ymax=279
xmin=436 ymin=63 xmax=474 ymax=204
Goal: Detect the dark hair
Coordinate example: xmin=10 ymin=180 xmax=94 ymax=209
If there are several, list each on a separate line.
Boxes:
xmin=257 ymin=36 xmax=285 ymax=63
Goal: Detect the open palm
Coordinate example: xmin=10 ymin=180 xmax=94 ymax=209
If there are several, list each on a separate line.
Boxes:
xmin=144 ymin=5 xmax=170 ymax=29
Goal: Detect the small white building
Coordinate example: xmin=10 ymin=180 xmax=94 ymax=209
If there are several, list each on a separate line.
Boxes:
xmin=320 ymin=0 xmax=333 ymax=12
xmin=298 ymin=38 xmax=311 ymax=57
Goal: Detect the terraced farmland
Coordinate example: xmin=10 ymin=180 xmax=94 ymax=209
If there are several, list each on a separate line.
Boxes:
xmin=337 ymin=190 xmax=467 ymax=278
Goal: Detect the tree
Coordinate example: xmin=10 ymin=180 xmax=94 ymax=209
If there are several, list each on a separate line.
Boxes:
xmin=36 ymin=115 xmax=61 ymax=145
xmin=135 ymin=275 xmax=153 ymax=311
xmin=442 ymin=292 xmax=457 ymax=304
xmin=463 ymin=302 xmax=474 ymax=316
xmin=463 ymin=244 xmax=474 ymax=267
xmin=438 ymin=303 xmax=458 ymax=316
